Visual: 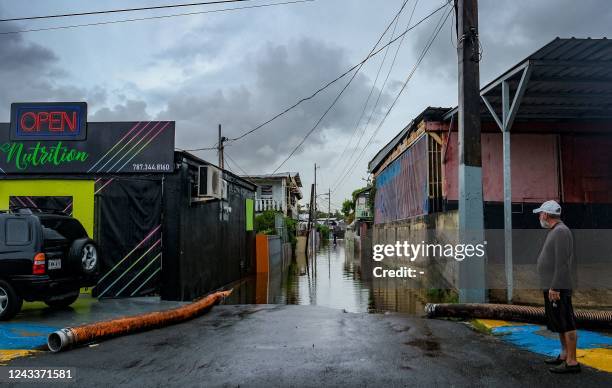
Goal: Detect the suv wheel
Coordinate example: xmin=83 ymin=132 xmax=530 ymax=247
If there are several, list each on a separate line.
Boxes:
xmin=0 ymin=280 xmax=23 ymax=321
xmin=69 ymin=238 xmax=99 ymax=275
xmin=44 ymin=291 xmax=80 ymax=309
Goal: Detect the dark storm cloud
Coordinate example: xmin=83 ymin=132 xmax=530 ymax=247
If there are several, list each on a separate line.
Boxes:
xmin=89 ymin=99 xmax=151 ymax=121
xmin=0 ymin=12 xmax=104 ymax=119
xmin=410 ymin=0 xmax=612 ymax=83
xmin=154 ymin=20 xmax=241 ymax=66
xmin=155 ymin=38 xmax=394 ymax=172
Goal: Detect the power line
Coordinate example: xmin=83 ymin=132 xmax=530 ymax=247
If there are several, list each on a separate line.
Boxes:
xmin=332 ymin=0 xmax=411 ymax=181
xmin=0 ymin=0 xmax=251 ymax=22
xmin=332 ymin=6 xmax=452 ymax=193
xmin=225 ymin=152 xmax=250 ymax=175
xmin=0 ymin=0 xmax=314 ymax=35
xmin=332 ymin=0 xmax=419 ymax=187
xmin=269 ymin=1 xmax=448 ymax=175
xmin=226 ymin=1 xmax=450 ymax=143
xmin=270 ymin=0 xmax=411 ymax=175
xmin=332 ymin=0 xmax=421 ymax=188
xmin=332 ymin=6 xmax=451 ymax=192
xmin=223 ymin=159 xmax=237 ymax=173
xmin=181 ymin=146 xmax=218 ymax=152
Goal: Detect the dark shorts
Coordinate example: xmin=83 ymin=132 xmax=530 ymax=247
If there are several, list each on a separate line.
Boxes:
xmin=543 ymin=290 xmax=576 ymax=333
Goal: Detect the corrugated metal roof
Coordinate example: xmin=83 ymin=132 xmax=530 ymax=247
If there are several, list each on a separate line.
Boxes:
xmin=444 ymin=38 xmax=612 ymax=122
xmin=485 ymin=38 xmax=612 ymax=121
xmin=370 ymin=38 xmax=612 ymax=176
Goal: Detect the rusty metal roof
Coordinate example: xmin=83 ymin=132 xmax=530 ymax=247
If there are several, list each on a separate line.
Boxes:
xmin=367 ymin=106 xmax=449 ymax=173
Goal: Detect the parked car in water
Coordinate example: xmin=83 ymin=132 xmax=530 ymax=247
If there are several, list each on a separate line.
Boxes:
xmin=0 ymin=209 xmax=99 ymax=320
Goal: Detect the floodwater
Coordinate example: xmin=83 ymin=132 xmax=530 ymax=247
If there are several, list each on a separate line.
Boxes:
xmin=227 ymin=239 xmax=450 ymax=315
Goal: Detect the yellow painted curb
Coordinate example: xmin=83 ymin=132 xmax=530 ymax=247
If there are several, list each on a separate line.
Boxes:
xmin=577 ymin=348 xmax=612 ymax=373
xmin=475 ymin=319 xmax=526 ymax=329
xmin=0 ymin=350 xmax=38 ymax=365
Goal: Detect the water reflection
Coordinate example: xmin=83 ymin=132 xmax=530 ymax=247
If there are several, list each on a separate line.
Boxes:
xmin=226 ymin=240 xmax=441 ymax=315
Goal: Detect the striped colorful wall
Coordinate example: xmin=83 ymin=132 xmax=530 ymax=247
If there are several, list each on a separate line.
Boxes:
xmin=374 ymin=135 xmax=428 ymax=224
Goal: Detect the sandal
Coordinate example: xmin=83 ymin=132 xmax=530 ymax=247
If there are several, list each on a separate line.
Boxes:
xmin=544 ymin=355 xmax=565 ymax=365
xmin=549 ymin=362 xmax=581 ymax=374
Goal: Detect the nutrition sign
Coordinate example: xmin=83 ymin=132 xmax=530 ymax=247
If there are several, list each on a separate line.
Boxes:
xmin=1 ymin=102 xmax=175 ymax=174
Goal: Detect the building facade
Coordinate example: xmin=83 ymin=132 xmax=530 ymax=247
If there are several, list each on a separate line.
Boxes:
xmin=0 ymin=103 xmax=257 ymax=301
xmin=367 ymin=38 xmax=612 ymax=305
xmin=243 ymin=173 xmax=303 ymax=219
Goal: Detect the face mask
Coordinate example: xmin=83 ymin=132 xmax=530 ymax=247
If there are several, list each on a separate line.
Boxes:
xmin=540 ymin=219 xmax=551 ymax=229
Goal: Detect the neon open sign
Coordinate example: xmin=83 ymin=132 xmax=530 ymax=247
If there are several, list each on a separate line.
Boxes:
xmin=10 ymin=102 xmax=87 ymax=141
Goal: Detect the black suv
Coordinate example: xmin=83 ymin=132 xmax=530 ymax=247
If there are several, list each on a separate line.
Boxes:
xmin=0 ymin=209 xmax=99 ymax=320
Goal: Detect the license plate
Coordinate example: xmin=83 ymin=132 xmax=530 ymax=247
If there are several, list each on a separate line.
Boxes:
xmin=48 ymin=259 xmax=62 ymax=270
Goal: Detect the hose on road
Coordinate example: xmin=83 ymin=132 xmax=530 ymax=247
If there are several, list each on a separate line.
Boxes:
xmin=48 ymin=290 xmax=232 ymax=353
xmin=425 ymin=303 xmax=612 ymax=328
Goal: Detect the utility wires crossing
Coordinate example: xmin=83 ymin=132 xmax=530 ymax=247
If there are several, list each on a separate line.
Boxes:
xmin=332 ymin=5 xmax=453 ymax=193
xmin=268 ymin=1 xmax=451 ymax=175
xmin=0 ymin=0 xmax=314 ymax=35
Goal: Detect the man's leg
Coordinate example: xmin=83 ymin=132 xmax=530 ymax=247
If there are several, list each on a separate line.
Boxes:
xmin=564 ymin=330 xmax=578 ymax=366
xmin=558 ymin=333 xmax=567 ymax=360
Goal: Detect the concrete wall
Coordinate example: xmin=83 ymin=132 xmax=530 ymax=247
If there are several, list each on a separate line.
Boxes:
xmin=373 ymin=211 xmax=460 ymax=290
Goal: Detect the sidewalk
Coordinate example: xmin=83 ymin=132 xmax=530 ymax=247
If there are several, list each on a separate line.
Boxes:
xmin=0 ymin=294 xmax=185 ymax=365
xmin=474 ymin=319 xmax=612 ymax=372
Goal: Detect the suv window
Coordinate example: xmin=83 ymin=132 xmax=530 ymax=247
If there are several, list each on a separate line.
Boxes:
xmin=40 ymin=218 xmax=87 ymax=241
xmin=6 ymin=218 xmax=31 ymax=245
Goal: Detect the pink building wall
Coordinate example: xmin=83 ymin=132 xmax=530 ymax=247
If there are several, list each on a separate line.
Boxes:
xmin=443 ymin=133 xmax=560 ymax=203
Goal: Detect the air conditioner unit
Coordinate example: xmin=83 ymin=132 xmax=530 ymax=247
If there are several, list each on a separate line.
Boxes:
xmin=198 ymin=165 xmax=223 ymax=198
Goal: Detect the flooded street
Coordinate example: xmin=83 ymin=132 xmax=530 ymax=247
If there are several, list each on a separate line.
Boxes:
xmin=227 ymin=239 xmax=441 ymax=315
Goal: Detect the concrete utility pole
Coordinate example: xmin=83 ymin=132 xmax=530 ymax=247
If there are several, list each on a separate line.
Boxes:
xmin=218 ymin=124 xmax=225 ymax=169
xmin=456 ymin=0 xmax=486 ymax=303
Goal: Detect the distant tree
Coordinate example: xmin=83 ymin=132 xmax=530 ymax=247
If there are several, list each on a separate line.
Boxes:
xmin=341 ymin=199 xmax=354 ymax=218
xmin=254 ymin=210 xmax=277 ymax=234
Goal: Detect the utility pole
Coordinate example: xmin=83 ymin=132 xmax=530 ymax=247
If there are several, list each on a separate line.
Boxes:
xmin=328 ymin=188 xmax=331 ymax=226
xmin=457 ymin=0 xmax=486 ymax=303
xmin=305 ymin=183 xmax=314 ymax=258
xmin=313 ymin=163 xmax=317 ymax=222
xmin=218 ymin=124 xmax=225 ymax=169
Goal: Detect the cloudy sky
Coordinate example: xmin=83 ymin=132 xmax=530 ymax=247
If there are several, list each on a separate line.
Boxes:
xmin=1 ymin=0 xmax=611 ymax=209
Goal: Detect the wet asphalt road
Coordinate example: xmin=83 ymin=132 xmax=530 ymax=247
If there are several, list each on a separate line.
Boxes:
xmin=7 ymin=304 xmax=612 ymax=387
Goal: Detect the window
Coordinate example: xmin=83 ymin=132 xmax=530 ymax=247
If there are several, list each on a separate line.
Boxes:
xmin=6 ymin=218 xmax=31 ymax=245
xmin=40 ymin=218 xmax=87 ymax=241
xmin=261 ymin=185 xmax=273 ymax=197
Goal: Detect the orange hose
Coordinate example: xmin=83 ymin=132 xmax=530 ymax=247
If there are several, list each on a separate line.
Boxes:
xmin=48 ymin=290 xmax=232 ymax=352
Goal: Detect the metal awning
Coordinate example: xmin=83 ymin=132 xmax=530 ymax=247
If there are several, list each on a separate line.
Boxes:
xmin=445 ymin=38 xmax=612 ymax=126
xmin=443 ymin=38 xmax=612 ymax=303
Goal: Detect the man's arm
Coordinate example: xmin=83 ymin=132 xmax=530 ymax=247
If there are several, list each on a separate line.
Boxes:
xmin=550 ymin=229 xmax=571 ymax=291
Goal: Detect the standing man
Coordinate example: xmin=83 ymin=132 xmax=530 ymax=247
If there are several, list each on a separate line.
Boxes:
xmin=534 ymin=200 xmax=580 ymax=374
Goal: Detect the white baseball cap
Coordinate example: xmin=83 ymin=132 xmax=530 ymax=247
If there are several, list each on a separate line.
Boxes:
xmin=533 ymin=200 xmax=561 ymax=216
